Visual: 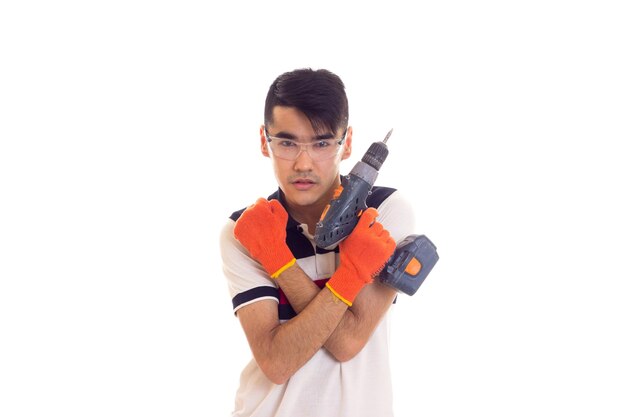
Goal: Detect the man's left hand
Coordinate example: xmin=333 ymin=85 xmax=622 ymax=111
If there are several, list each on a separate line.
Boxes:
xmin=233 ymin=198 xmax=296 ymax=278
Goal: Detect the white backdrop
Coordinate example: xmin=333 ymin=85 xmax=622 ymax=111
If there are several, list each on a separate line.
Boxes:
xmin=1 ymin=1 xmax=625 ymax=416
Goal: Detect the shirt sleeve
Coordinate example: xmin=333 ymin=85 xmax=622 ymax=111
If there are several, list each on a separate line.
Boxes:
xmin=375 ymin=189 xmax=417 ymax=244
xmin=219 ymin=219 xmax=279 ymax=315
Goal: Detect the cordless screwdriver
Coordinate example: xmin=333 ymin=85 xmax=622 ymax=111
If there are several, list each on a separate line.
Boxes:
xmin=314 ymin=129 xmax=439 ymax=296
xmin=314 ymin=129 xmax=393 ymax=248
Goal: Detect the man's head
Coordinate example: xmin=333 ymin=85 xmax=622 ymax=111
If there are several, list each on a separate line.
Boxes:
xmin=261 ymin=68 xmax=352 ymax=224
xmin=264 ymin=68 xmax=349 ymax=136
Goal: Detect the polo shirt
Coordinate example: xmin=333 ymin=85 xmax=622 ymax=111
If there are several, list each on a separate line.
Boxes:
xmin=220 ymin=186 xmax=415 ymax=417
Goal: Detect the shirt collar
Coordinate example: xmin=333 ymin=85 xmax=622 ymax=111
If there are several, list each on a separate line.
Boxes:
xmin=268 ymin=188 xmax=301 ymax=231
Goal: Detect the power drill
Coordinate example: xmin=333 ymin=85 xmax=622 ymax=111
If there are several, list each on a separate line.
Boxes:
xmin=314 ymin=129 xmax=439 ymax=296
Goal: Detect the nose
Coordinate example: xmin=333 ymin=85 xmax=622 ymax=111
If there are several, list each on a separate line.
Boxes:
xmin=293 ymin=144 xmax=314 ymax=171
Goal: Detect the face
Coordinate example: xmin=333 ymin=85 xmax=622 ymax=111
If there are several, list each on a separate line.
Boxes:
xmin=261 ymin=106 xmax=352 ymax=216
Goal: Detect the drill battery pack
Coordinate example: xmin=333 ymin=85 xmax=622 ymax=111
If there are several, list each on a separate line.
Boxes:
xmin=379 ymin=234 xmax=439 ymax=296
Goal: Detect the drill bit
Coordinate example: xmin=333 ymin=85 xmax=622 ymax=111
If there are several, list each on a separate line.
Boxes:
xmin=383 ymin=129 xmax=393 ymax=143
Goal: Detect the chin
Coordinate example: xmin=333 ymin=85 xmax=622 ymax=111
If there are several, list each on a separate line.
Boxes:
xmin=286 ymin=194 xmax=319 ymax=208
xmin=283 ymin=189 xmax=322 ymax=208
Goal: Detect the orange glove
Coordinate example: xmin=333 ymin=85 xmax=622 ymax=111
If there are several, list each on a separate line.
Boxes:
xmin=233 ymin=198 xmax=296 ymax=278
xmin=325 ymin=208 xmax=396 ymax=306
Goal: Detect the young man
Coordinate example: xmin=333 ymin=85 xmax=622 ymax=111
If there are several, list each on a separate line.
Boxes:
xmin=220 ymin=68 xmax=416 ymax=417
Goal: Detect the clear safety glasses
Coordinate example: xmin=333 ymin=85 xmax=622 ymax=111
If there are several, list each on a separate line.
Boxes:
xmin=264 ymin=128 xmax=347 ymax=161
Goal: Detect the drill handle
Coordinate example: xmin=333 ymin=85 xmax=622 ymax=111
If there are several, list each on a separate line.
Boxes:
xmin=314 ymin=175 xmax=370 ymax=248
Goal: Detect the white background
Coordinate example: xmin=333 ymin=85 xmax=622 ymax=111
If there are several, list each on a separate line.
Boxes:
xmin=1 ymin=1 xmax=625 ymax=416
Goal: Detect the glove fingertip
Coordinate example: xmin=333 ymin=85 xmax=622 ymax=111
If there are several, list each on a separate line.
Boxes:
xmin=269 ymin=199 xmax=288 ymax=219
xmin=358 ymin=208 xmax=378 ymax=227
xmin=269 ymin=198 xmax=283 ymax=211
xmin=365 ymin=207 xmax=379 ymax=217
xmin=372 ymin=221 xmax=383 ymax=234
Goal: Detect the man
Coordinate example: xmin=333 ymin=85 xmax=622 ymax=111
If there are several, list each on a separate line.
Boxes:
xmin=220 ymin=68 xmax=416 ymax=416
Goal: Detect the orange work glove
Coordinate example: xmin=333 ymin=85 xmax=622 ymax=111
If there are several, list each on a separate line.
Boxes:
xmin=326 ymin=208 xmax=396 ymax=306
xmin=233 ymin=198 xmax=296 ymax=278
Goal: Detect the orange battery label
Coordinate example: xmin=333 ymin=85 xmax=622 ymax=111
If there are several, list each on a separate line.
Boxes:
xmin=404 ymin=257 xmax=422 ymax=276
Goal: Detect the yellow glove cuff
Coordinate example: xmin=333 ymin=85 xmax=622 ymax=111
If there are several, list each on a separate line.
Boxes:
xmin=270 ymin=258 xmax=296 ymax=279
xmin=325 ymin=282 xmax=354 ymax=307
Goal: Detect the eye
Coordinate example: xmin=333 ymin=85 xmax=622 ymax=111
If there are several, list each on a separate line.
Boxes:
xmin=313 ymin=140 xmax=331 ymax=149
xmin=278 ymin=139 xmax=297 ymax=148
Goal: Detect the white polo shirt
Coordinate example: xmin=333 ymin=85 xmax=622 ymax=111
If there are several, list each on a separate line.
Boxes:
xmin=220 ymin=187 xmax=415 ymax=417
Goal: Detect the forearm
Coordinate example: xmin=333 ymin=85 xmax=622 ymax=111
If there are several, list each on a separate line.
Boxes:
xmin=277 ymin=264 xmax=395 ymax=361
xmin=275 ymin=264 xmax=324 ymax=312
xmin=241 ymin=288 xmax=348 ymax=384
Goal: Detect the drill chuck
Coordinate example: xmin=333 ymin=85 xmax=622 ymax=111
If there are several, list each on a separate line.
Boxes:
xmin=361 ymin=141 xmax=389 ymax=171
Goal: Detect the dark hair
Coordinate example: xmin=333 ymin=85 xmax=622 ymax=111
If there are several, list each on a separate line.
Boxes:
xmin=264 ymin=68 xmax=349 ymax=136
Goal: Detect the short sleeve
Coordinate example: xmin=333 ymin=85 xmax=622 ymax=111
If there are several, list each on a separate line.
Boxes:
xmin=375 ymin=190 xmax=417 ymax=244
xmin=219 ymin=219 xmax=279 ymax=315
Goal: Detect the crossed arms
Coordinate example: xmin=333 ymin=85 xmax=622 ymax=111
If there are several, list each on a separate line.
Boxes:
xmin=221 ymin=193 xmax=414 ymax=384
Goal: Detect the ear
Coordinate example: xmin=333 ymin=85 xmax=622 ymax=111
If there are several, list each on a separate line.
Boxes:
xmin=340 ymin=126 xmax=353 ymax=160
xmin=260 ymin=125 xmax=270 ymax=158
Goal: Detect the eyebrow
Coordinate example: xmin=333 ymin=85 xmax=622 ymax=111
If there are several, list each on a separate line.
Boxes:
xmin=270 ymin=130 xmax=336 ymax=141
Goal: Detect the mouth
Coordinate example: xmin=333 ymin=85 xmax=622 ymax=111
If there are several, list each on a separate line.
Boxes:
xmin=291 ymin=178 xmax=316 ymax=190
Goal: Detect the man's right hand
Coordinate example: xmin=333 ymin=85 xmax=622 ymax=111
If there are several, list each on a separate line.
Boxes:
xmin=325 ymin=208 xmax=396 ymax=306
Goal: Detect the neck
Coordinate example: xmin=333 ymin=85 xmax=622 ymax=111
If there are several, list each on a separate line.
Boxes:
xmin=284 ymin=176 xmax=341 ymax=235
xmin=287 ymin=201 xmax=326 ymax=236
